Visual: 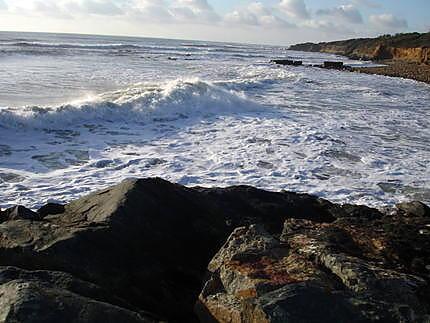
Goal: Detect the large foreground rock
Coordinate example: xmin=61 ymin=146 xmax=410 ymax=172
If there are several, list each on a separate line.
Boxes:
xmin=196 ymin=210 xmax=430 ymax=322
xmin=0 ymin=266 xmax=156 ymax=323
xmin=0 ymin=178 xmax=342 ymax=322
xmin=0 ymin=178 xmax=429 ymax=322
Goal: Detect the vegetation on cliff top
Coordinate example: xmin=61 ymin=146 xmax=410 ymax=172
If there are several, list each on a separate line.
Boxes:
xmin=289 ymin=32 xmax=430 ymax=64
xmin=290 ymin=32 xmax=430 ymax=51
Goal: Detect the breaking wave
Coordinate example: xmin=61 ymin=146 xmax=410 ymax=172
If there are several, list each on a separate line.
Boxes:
xmin=0 ymin=78 xmax=262 ymax=129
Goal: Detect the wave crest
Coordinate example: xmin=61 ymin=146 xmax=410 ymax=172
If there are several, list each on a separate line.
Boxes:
xmin=0 ymin=79 xmax=261 ymax=129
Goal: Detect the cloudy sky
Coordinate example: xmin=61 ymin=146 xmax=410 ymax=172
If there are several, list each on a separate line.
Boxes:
xmin=0 ymin=0 xmax=428 ymax=44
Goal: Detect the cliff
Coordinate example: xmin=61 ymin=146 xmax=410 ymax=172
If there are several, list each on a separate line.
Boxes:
xmin=290 ymin=32 xmax=430 ymax=64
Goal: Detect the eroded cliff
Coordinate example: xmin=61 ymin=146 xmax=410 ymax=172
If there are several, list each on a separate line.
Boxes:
xmin=290 ymin=32 xmax=430 ymax=64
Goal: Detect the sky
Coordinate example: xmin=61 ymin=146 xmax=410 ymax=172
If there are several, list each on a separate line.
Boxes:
xmin=0 ymin=0 xmax=428 ymax=45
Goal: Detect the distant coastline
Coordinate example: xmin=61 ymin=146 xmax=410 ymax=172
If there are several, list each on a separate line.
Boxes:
xmin=290 ymin=32 xmax=430 ymax=84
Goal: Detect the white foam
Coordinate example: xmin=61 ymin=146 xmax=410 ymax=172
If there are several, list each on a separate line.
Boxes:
xmin=0 ymin=78 xmax=261 ymax=129
xmin=1 ymin=33 xmax=429 ymax=210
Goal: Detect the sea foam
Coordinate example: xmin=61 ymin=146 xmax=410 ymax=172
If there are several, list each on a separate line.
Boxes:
xmin=1 ymin=32 xmax=429 ymax=209
xmin=0 ymin=78 xmax=261 ymax=129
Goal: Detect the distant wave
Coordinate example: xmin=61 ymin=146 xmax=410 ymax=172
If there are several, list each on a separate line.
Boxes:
xmin=0 ymin=41 xmax=214 ymax=56
xmin=0 ymin=41 xmax=272 ymax=58
xmin=5 ymin=41 xmax=142 ymax=50
xmin=0 ymin=79 xmax=262 ymax=130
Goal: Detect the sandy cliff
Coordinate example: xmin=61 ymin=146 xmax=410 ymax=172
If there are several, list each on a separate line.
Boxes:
xmin=290 ymin=32 xmax=430 ymax=64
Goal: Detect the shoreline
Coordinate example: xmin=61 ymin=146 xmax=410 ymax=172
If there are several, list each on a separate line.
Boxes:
xmin=353 ymin=60 xmax=430 ymax=84
xmin=288 ymin=32 xmax=430 ymax=85
xmin=273 ymin=58 xmax=430 ymax=85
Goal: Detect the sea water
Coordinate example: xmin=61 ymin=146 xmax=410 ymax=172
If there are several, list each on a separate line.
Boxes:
xmin=0 ymin=31 xmax=429 ymax=208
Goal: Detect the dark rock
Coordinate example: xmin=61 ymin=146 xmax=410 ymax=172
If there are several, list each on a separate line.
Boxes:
xmin=1 ymin=178 xmax=429 ymax=322
xmin=196 ymin=185 xmax=337 ymax=229
xmin=324 ymin=61 xmax=344 ymax=69
xmin=252 ymin=283 xmax=368 ymax=323
xmin=271 ymin=59 xmax=303 ymax=66
xmin=373 ymin=44 xmax=394 ymax=60
xmin=0 ymin=266 xmax=158 ymax=323
xmin=339 ymin=203 xmax=384 ymax=220
xmin=0 ymin=178 xmax=338 ymax=322
xmin=0 ymin=205 xmax=41 ymax=222
xmin=396 ymin=201 xmax=430 ymax=218
xmin=37 ymin=203 xmax=65 ymax=217
xmin=197 ymin=218 xmax=430 ymax=322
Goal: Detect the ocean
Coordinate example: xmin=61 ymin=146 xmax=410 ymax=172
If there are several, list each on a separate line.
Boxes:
xmin=0 ymin=31 xmax=429 ymax=208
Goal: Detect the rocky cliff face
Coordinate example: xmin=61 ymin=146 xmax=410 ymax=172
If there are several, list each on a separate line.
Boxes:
xmin=0 ymin=178 xmax=429 ymax=322
xmin=390 ymin=47 xmax=430 ymax=64
xmin=290 ymin=32 xmax=430 ymax=65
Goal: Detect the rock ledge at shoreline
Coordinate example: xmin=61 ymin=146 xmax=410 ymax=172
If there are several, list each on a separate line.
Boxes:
xmin=289 ymin=32 xmax=430 ymax=84
xmin=0 ymin=178 xmax=429 ymax=322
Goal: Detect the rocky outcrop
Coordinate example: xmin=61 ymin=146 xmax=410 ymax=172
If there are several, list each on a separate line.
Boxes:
xmin=0 ymin=178 xmax=341 ymax=322
xmin=372 ymin=45 xmax=430 ymax=64
xmin=352 ymin=60 xmax=430 ymax=84
xmin=196 ymin=203 xmax=430 ymax=323
xmin=0 ymin=178 xmax=429 ymax=322
xmin=0 ymin=266 xmax=157 ymax=323
xmin=289 ymin=32 xmax=430 ymax=65
xmin=36 ymin=202 xmax=65 ymax=217
xmin=0 ymin=205 xmax=41 ymax=222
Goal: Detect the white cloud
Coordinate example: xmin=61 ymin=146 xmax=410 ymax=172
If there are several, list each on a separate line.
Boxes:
xmin=174 ymin=0 xmax=212 ymax=12
xmin=225 ymin=2 xmax=294 ymax=28
xmin=225 ymin=10 xmax=259 ymax=26
xmin=129 ymin=0 xmax=172 ymax=21
xmin=79 ymin=0 xmax=123 ymax=15
xmin=30 ymin=1 xmax=73 ymax=19
xmin=317 ymin=5 xmax=363 ymax=24
xmin=9 ymin=0 xmax=124 ymax=18
xmin=170 ymin=0 xmax=220 ymax=23
xmin=0 ymin=0 xmax=416 ymax=45
xmin=304 ymin=20 xmax=355 ymax=37
xmin=62 ymin=0 xmax=123 ymax=16
xmin=279 ymin=0 xmax=310 ymax=20
xmin=9 ymin=0 xmax=220 ymax=24
xmin=369 ymin=14 xmax=408 ymax=29
xmin=125 ymin=0 xmax=220 ymax=24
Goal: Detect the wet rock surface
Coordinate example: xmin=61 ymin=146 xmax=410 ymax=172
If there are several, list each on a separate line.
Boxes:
xmin=0 ymin=178 xmax=429 ymax=322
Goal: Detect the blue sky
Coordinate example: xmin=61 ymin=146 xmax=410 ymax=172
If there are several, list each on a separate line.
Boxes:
xmin=0 ymin=0 xmax=428 ymax=44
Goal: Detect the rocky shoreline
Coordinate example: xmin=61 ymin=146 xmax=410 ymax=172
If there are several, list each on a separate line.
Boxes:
xmin=0 ymin=178 xmax=429 ymax=322
xmin=272 ymin=57 xmax=430 ymax=85
xmin=352 ymin=60 xmax=430 ymax=84
xmin=289 ymin=32 xmax=430 ymax=85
